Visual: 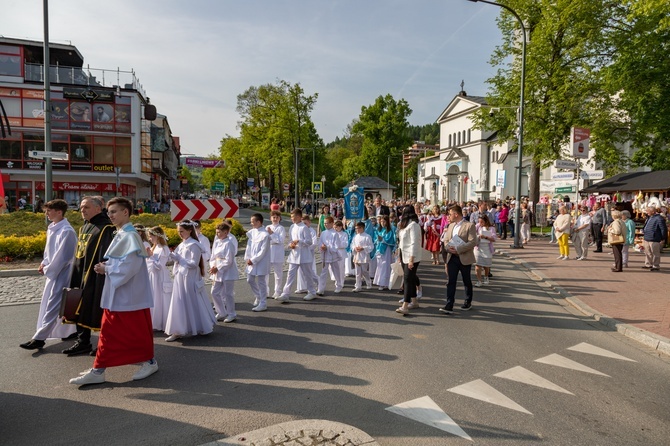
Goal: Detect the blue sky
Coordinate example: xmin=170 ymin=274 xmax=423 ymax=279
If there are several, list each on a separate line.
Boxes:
xmin=3 ymin=0 xmax=502 ymax=156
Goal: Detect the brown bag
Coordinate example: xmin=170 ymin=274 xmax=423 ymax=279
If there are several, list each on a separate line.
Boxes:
xmin=60 ymin=288 xmax=82 ymax=323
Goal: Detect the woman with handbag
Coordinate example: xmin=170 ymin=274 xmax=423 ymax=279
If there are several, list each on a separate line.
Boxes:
xmin=553 ymin=206 xmax=572 ymax=260
xmin=608 ymin=210 xmax=626 ymax=272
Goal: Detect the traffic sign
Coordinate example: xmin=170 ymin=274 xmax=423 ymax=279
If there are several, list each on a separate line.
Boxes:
xmin=170 ymin=198 xmax=239 ymax=221
xmin=211 ymin=182 xmax=225 ymax=191
xmin=28 ymin=150 xmax=69 ymax=160
xmin=579 ymin=170 xmax=604 ymax=180
xmin=312 ymin=182 xmax=323 ymax=193
xmin=555 ymin=186 xmax=575 ymax=193
xmin=283 ymin=183 xmax=290 ymax=191
xmin=551 ymin=172 xmax=575 ymax=180
xmin=554 ymin=159 xmax=578 ymax=169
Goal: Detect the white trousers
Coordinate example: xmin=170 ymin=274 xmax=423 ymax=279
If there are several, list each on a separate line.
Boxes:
xmin=296 ymin=259 xmax=317 ymax=292
xmin=282 ymin=263 xmax=317 ymax=296
xmin=266 ymin=261 xmax=284 ymax=296
xmin=248 ymin=274 xmax=268 ymax=307
xmin=355 ymin=263 xmax=371 ymax=290
xmin=211 ymin=280 xmax=236 ymax=318
xmin=318 ymin=261 xmax=343 ymax=293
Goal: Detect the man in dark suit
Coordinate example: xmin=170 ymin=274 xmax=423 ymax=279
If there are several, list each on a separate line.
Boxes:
xmin=373 ymin=195 xmax=390 ymax=217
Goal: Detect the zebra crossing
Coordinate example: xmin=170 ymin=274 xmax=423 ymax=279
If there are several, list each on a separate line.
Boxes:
xmin=385 ymin=342 xmax=636 ymax=441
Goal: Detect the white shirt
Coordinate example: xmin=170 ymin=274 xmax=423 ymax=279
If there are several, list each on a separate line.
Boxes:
xmin=244 ymin=227 xmax=270 ymax=275
xmin=318 ymin=228 xmax=342 ymax=263
xmin=287 ymin=222 xmax=314 ymax=264
xmin=352 ymin=232 xmax=373 ymax=264
xmin=266 ymin=223 xmax=286 ymax=263
xmin=210 ymin=235 xmax=239 ymax=282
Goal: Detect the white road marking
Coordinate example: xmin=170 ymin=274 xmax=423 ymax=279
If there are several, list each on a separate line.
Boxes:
xmin=567 ymin=342 xmax=637 ymax=362
xmin=535 ymin=353 xmax=610 ymax=376
xmin=448 ymin=379 xmax=532 ymax=415
xmin=385 ymin=396 xmax=473 ymax=441
xmin=494 ymin=366 xmax=574 ymax=395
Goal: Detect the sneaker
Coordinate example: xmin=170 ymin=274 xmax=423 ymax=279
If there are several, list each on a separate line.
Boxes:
xmin=316 ymin=292 xmax=325 ymax=296
xmin=461 ymin=303 xmax=472 ymax=311
xmin=303 ymin=293 xmax=316 ymax=301
xmin=272 ymin=293 xmax=280 ymax=299
xmin=165 ymin=334 xmax=181 ymax=342
xmin=252 ymin=305 xmax=267 ymax=312
xmin=438 ymin=307 xmax=453 ymax=315
xmin=334 ymin=288 xmax=342 ymax=294
xmin=352 ymin=288 xmax=361 ymax=293
xmin=556 ymin=255 xmax=564 ymax=260
xmin=69 ymin=369 xmax=105 ymax=385
xmin=416 ymin=287 xmax=423 ymax=299
xmin=223 ymin=315 xmax=237 ymax=323
xmin=132 ymin=360 xmax=158 ymax=380
xmin=378 ymin=286 xmax=385 ymax=291
xmin=253 ymin=298 xmax=259 ymax=306
xmin=295 ymin=289 xmax=307 ymax=294
xmin=474 ymin=281 xmax=482 ymax=287
xmin=408 ymin=302 xmax=420 ymax=309
xmin=483 ymin=277 xmax=489 ymax=285
xmin=395 ymin=307 xmax=409 ymax=315
xmin=562 ymin=256 xmax=569 ymax=260
xmin=276 ymin=295 xmax=289 ymax=302
xmin=215 ymin=313 xmax=226 ymax=322
xmin=366 ymin=284 xmax=372 ymax=290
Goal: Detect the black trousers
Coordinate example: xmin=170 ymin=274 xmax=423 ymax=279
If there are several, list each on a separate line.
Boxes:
xmin=593 ymin=223 xmax=604 ymax=251
xmin=445 ymin=255 xmax=473 ymax=310
xmin=612 ymin=243 xmax=623 ymax=271
xmin=402 ymin=262 xmax=420 ymax=303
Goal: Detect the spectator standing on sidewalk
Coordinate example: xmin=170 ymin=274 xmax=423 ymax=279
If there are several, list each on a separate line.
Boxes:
xmin=396 ymin=206 xmax=422 ymax=315
xmin=439 ymin=205 xmax=477 ymax=315
xmin=622 ymin=210 xmax=635 ymax=268
xmin=608 ymin=210 xmax=626 ymax=272
xmin=642 ymin=206 xmax=668 ymax=271
xmin=520 ymin=202 xmax=532 ymax=244
xmin=572 ymin=206 xmax=591 ymax=260
xmin=20 ymin=199 xmax=77 ymax=350
xmin=591 ymin=203 xmax=608 ymax=252
xmin=554 ymin=206 xmax=572 ymax=260
xmin=498 ymin=202 xmax=509 ymax=240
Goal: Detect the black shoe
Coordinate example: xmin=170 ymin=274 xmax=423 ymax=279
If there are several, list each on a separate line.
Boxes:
xmin=439 ymin=307 xmax=453 ymax=315
xmin=461 ymin=303 xmax=472 ymax=311
xmin=20 ymin=340 xmax=45 ymax=350
xmin=594 ymin=250 xmax=603 ymax=253
xmin=89 ymin=348 xmax=98 ymax=357
xmin=396 ymin=289 xmax=404 ymax=295
xmin=650 ymin=267 xmax=660 ymax=271
xmin=62 ymin=341 xmax=92 ymax=356
xmin=61 ymin=332 xmax=78 ymax=341
xmin=488 ymin=273 xmax=493 ymax=278
xmin=641 ymin=266 xmax=652 ymax=269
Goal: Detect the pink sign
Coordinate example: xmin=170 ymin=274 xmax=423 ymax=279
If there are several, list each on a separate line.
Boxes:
xmin=184 ymin=157 xmax=223 ymax=168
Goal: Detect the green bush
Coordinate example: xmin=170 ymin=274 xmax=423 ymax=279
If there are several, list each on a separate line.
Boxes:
xmin=0 ymin=234 xmax=47 ymax=259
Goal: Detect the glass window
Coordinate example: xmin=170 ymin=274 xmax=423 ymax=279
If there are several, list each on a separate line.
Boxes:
xmin=22 ymin=99 xmax=43 ymax=119
xmin=70 ymin=134 xmax=92 ymax=143
xmin=0 ymin=140 xmax=21 ymax=160
xmin=93 ymin=136 xmax=114 ymax=144
xmin=116 ymin=143 xmax=131 ymax=173
xmin=115 ymin=104 xmax=131 ymax=133
xmin=23 ymin=140 xmax=45 ymax=160
xmin=0 ymin=53 xmax=22 ymax=76
xmin=52 ymin=100 xmax=69 ymax=129
xmin=69 ymin=102 xmax=91 ymax=130
xmin=0 ymin=97 xmax=21 ymax=117
xmin=93 ymin=144 xmax=114 ymax=164
xmin=71 ymin=144 xmax=91 ymax=162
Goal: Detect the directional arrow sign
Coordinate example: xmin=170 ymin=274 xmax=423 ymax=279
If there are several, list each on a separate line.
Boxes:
xmin=29 ymin=150 xmax=69 ymax=160
xmin=579 ymin=170 xmax=604 ymax=180
xmin=170 ymin=198 xmax=239 ymax=221
xmin=551 ymin=172 xmax=575 ymax=180
xmin=554 ymin=159 xmax=579 ymax=169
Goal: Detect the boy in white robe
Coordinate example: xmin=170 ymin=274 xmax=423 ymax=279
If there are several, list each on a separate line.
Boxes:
xmin=278 ymin=209 xmax=317 ymax=302
xmin=265 ymin=210 xmax=286 ymax=298
xmin=245 ymin=213 xmax=271 ymax=311
xmin=317 ymin=216 xmax=343 ymax=295
xmin=20 ymin=199 xmax=77 ymax=350
xmin=194 ymin=220 xmax=211 ymax=265
xmin=210 ymin=222 xmax=239 ymax=322
xmin=334 ymin=220 xmax=349 ymax=291
xmin=295 ymin=216 xmax=318 ymax=293
xmin=352 ymin=221 xmax=373 ymax=292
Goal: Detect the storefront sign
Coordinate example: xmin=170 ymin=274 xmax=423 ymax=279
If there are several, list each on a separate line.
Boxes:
xmin=63 ymin=87 xmax=114 ymax=102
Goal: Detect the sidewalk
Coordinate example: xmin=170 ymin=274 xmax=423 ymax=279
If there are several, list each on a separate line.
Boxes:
xmin=496 ymin=235 xmax=670 ymax=356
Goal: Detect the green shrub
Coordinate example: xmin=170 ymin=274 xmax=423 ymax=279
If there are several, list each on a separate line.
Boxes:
xmin=0 ymin=234 xmax=46 ymax=259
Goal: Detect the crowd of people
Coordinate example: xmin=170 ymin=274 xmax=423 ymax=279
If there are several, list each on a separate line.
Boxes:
xmin=19 ymin=192 xmax=666 ymax=386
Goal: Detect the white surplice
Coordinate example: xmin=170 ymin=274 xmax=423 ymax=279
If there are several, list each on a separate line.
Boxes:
xmin=147 ymin=244 xmax=172 ymax=331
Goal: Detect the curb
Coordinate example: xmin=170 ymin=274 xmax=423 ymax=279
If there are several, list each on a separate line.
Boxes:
xmin=498 ymin=249 xmax=670 ymax=357
xmin=199 ymin=419 xmax=378 ymax=446
xmin=0 ymin=269 xmax=41 ymax=278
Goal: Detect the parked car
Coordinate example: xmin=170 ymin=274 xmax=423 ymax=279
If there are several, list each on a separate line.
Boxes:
xmin=239 ymin=194 xmax=258 ymax=208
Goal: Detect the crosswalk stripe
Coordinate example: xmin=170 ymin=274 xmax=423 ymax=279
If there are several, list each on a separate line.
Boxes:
xmin=385 ymin=396 xmax=473 ymax=441
xmin=494 ymin=366 xmax=574 ymax=395
xmin=535 ymin=353 xmax=610 ymax=376
xmin=448 ymin=379 xmax=532 ymax=415
xmin=567 ymin=342 xmax=637 ymax=362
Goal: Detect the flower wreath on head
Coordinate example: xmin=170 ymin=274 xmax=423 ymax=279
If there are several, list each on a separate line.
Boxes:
xmin=147 ymin=228 xmax=168 ymax=241
xmin=177 ymin=220 xmax=197 ymax=228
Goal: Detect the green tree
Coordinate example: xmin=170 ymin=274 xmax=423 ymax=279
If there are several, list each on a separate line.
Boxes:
xmin=352 ymin=94 xmax=412 ymax=186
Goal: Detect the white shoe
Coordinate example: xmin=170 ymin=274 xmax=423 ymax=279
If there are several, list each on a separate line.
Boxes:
xmin=416 ymin=287 xmax=423 ymax=299
xmin=334 ymin=288 xmax=342 ymax=294
xmin=253 ymin=298 xmax=259 ymax=306
xmin=557 ymin=255 xmax=564 ymax=259
xmin=133 ymin=361 xmax=158 ymax=380
xmin=215 ymin=313 xmax=226 ymax=321
xmin=252 ymin=305 xmax=267 ymax=312
xmin=352 ymin=288 xmax=362 ymax=293
xmin=69 ymin=370 xmax=105 ymax=385
xmin=276 ymin=295 xmax=289 ymax=302
xmin=483 ymin=277 xmax=489 ymax=285
xmin=378 ymin=286 xmax=385 ymax=290
xmin=576 ymin=256 xmax=584 ymax=260
xmin=366 ymin=284 xmax=372 ymax=290
xmin=295 ymin=289 xmax=307 ymax=294
xmin=165 ymin=334 xmax=181 ymax=342
xmin=474 ymin=281 xmax=482 ymax=287
xmin=303 ymin=293 xmax=316 ymax=301
xmin=272 ymin=293 xmax=280 ymax=299
xmin=223 ymin=315 xmax=237 ymax=323
xmin=562 ymin=256 xmax=569 ymax=260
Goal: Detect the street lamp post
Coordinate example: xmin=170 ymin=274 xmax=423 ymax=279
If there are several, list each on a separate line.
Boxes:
xmin=466 ymin=0 xmax=526 ymax=249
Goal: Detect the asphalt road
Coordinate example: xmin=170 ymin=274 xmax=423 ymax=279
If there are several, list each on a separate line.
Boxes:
xmin=2 ymin=208 xmax=669 ymax=445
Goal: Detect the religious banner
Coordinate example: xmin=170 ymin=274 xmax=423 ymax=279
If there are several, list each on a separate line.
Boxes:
xmin=343 ymin=186 xmax=365 ymax=219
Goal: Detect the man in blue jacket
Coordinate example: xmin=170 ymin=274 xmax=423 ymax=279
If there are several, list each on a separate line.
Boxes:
xmin=642 ymin=206 xmax=668 ymax=271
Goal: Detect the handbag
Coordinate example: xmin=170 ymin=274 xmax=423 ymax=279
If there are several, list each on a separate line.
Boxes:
xmin=60 ymin=287 xmax=82 ymax=323
xmin=609 ymin=232 xmax=624 ymax=245
xmin=389 ymin=261 xmax=404 ymax=290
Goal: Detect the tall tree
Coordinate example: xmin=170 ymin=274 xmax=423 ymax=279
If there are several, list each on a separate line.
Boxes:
xmin=352 ymin=94 xmax=412 ymax=185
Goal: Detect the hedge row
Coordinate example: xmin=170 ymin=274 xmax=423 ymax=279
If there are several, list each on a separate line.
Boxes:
xmin=0 ymin=212 xmax=246 ymax=260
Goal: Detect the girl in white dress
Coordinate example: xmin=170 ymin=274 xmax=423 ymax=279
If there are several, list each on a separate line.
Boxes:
xmin=147 ymin=226 xmax=172 ymax=331
xmin=474 ymin=215 xmax=496 ymax=287
xmin=165 ymin=221 xmax=216 ymax=341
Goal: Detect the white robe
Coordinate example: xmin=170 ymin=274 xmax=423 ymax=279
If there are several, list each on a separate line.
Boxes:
xmin=33 ymin=219 xmax=77 ymax=340
xmin=147 ymin=245 xmax=172 ymax=331
xmin=165 ymin=238 xmax=216 ymax=336
xmin=296 ymin=226 xmax=318 ymax=291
